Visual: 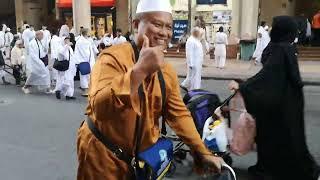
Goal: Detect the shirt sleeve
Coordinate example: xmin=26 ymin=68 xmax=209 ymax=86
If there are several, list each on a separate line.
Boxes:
xmin=88 ymin=54 xmax=141 ymax=118
xmin=164 ymin=65 xmax=211 ymax=155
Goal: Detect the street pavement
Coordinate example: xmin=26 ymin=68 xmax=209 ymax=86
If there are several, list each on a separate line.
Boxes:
xmin=1 ymin=77 xmax=320 ymax=180
xmin=167 ymin=57 xmax=320 ymax=84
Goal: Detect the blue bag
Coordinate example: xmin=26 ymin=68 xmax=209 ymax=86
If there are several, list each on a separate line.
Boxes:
xmin=78 ymin=62 xmax=91 ymax=75
xmin=136 ymin=138 xmax=174 ymax=180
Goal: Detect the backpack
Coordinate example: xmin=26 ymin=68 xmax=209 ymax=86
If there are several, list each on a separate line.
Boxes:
xmin=183 ymin=89 xmax=221 ymax=135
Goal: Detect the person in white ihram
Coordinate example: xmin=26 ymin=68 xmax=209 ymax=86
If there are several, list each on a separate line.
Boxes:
xmin=59 ymin=22 xmax=70 ymax=37
xmin=22 ymin=25 xmax=35 ymax=55
xmin=112 ymin=28 xmax=127 ymax=45
xmin=73 ymin=28 xmax=96 ymax=97
xmin=0 ymin=24 xmax=10 ymax=85
xmin=40 ymin=26 xmax=51 ymax=55
xmin=4 ymin=28 xmax=14 ymax=59
xmin=181 ymin=27 xmax=204 ymax=90
xmin=22 ymin=31 xmax=52 ymax=94
xmin=214 ymin=26 xmax=228 ymax=69
xmin=252 ymin=21 xmax=270 ymax=65
xmin=54 ymin=36 xmax=76 ymax=100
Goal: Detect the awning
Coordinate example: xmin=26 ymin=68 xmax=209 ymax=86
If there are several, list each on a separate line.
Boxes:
xmin=57 ymin=0 xmax=115 ymax=8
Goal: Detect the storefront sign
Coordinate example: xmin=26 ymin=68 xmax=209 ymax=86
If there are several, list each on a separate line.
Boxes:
xmin=172 ymin=20 xmax=188 ymax=41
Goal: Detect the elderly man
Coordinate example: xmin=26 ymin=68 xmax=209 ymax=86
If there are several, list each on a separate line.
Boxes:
xmin=76 ymin=0 xmax=223 ymax=179
xmin=181 ymin=27 xmax=204 ymax=90
xmin=22 ymin=31 xmax=51 ymax=94
xmin=11 ymin=40 xmax=25 ymax=86
xmin=73 ymin=28 xmax=96 ymax=96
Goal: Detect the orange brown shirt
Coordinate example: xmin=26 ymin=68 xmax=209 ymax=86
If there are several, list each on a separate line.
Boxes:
xmin=77 ymin=43 xmax=211 ymax=180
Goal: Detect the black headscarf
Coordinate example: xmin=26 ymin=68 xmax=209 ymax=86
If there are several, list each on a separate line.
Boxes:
xmin=261 ymin=16 xmax=303 ymax=88
xmin=270 ymin=16 xmax=298 ymax=43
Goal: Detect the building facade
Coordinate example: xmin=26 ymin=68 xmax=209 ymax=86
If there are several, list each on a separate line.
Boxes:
xmin=1 ymin=0 xmax=319 ymax=40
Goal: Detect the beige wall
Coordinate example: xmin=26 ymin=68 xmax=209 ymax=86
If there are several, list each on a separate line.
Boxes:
xmin=260 ymin=0 xmax=296 ymax=26
xmin=15 ymin=0 xmax=48 ymax=30
xmin=231 ymin=0 xmax=259 ymax=39
xmin=116 ymin=0 xmax=129 ymax=33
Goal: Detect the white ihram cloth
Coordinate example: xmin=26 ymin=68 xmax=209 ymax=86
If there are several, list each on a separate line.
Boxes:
xmin=55 ymin=45 xmax=76 ymax=97
xmin=253 ymin=26 xmax=270 ymax=62
xmin=25 ymin=39 xmax=50 ymax=87
xmin=73 ymin=36 xmax=96 ymax=89
xmin=181 ymin=36 xmax=204 ymax=90
xmin=214 ymin=32 xmax=228 ymax=68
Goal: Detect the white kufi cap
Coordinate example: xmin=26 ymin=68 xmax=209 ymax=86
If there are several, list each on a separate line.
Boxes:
xmin=136 ymin=0 xmax=172 ymax=14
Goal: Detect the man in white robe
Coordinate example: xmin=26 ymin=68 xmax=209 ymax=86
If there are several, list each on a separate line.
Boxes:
xmin=4 ymin=28 xmax=14 ymax=59
xmin=112 ymin=28 xmax=127 ymax=45
xmin=253 ymin=21 xmax=270 ymax=64
xmin=11 ymin=40 xmax=25 ymax=86
xmin=214 ymin=26 xmax=228 ymax=69
xmin=59 ymin=23 xmax=70 ymax=37
xmin=50 ymin=30 xmax=62 ymax=84
xmin=181 ymin=27 xmax=204 ymax=90
xmin=40 ymin=26 xmax=51 ymax=54
xmin=54 ymin=36 xmax=76 ymax=100
xmin=73 ymin=28 xmax=96 ymax=96
xmin=22 ymin=25 xmax=35 ymax=55
xmin=22 ymin=31 xmax=52 ymax=94
xmin=0 ymin=24 xmax=10 ymax=85
xmin=102 ymin=32 xmax=113 ymax=47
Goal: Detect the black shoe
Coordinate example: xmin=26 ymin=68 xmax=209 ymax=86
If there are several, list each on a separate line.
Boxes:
xmin=248 ymin=163 xmax=265 ymax=177
xmin=66 ymin=96 xmax=76 ymax=100
xmin=55 ymin=91 xmax=61 ymax=99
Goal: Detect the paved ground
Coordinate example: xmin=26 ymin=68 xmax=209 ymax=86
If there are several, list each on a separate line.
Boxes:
xmin=1 ymin=77 xmax=320 ymax=180
xmin=167 ymin=56 xmax=320 ymax=84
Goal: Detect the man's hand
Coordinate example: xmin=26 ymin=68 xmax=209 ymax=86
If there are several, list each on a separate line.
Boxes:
xmin=133 ymin=35 xmax=165 ymax=76
xmin=200 ymin=154 xmax=224 ymax=174
xmin=131 ymin=35 xmax=165 ymax=93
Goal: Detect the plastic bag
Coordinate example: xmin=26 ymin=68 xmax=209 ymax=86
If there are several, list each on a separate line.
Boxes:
xmin=230 ymin=112 xmax=256 ymax=156
xmin=202 ymin=115 xmax=228 ymax=153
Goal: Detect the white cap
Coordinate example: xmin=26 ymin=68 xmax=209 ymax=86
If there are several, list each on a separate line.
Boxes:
xmin=6 ymin=28 xmax=10 ymax=31
xmin=16 ymin=40 xmax=23 ymax=45
xmin=136 ymin=0 xmax=172 ymax=14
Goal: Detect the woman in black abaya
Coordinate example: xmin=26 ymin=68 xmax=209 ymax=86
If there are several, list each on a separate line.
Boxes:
xmin=229 ymin=16 xmax=320 ymax=180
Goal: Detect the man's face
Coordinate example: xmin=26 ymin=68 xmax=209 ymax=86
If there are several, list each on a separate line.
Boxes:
xmin=116 ymin=31 xmax=121 ymax=37
xmin=64 ymin=38 xmax=70 ymax=44
xmin=134 ymin=12 xmax=173 ymax=49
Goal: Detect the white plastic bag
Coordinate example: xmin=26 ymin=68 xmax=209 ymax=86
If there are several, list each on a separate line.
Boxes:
xmin=202 ymin=114 xmax=228 ymax=153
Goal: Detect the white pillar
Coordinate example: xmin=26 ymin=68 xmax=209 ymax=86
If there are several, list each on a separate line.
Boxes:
xmin=240 ymin=0 xmax=259 ymax=39
xmin=72 ymin=0 xmax=91 ymax=34
xmin=231 ymin=0 xmax=241 ymax=37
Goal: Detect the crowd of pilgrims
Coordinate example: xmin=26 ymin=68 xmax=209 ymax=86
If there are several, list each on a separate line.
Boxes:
xmin=0 ymin=23 xmax=131 ymax=99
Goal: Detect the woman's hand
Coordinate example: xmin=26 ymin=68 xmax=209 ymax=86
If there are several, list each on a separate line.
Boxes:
xmin=228 ymin=80 xmax=239 ymax=91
